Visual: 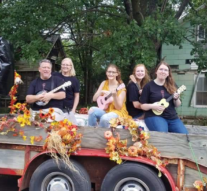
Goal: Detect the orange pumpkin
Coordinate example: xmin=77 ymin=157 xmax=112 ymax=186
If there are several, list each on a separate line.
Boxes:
xmin=128 ymin=146 xmax=138 ymax=156
xmin=34 ymin=136 xmax=43 ymax=142
xmin=104 ymin=131 xmax=112 ymax=139
xmin=193 ymin=180 xmax=203 ymax=191
xmin=133 ymin=142 xmax=143 ymax=155
xmin=58 ymin=127 xmax=68 ymax=137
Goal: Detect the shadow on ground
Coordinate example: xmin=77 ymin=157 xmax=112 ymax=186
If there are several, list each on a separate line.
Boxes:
xmin=0 ymin=175 xmax=20 ymax=191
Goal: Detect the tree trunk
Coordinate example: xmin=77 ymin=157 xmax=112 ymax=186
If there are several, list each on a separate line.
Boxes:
xmin=175 ymin=0 xmax=190 ymax=19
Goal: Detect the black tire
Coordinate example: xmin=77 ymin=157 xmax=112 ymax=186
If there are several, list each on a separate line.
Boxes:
xmin=101 ymin=162 xmax=166 ymax=191
xmin=29 ymin=158 xmax=91 ymax=191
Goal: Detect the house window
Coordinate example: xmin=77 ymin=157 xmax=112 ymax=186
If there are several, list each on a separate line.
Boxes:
xmin=169 ymin=65 xmax=178 ymax=69
xmin=195 ymin=74 xmax=207 ymax=106
xmin=197 ymin=25 xmax=206 ymax=41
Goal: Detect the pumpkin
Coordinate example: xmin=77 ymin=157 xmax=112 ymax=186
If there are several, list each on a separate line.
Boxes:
xmin=104 ymin=131 xmax=112 ymax=139
xmin=58 ymin=127 xmax=68 ymax=137
xmin=128 ymin=146 xmax=138 ymax=156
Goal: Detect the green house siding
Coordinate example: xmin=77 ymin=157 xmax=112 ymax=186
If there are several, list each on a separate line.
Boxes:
xmin=173 ymin=73 xmax=207 ymax=116
xmin=161 ymin=20 xmax=207 ymax=117
xmin=162 ymin=43 xmax=194 ymax=70
xmin=162 ymin=22 xmax=196 ymax=70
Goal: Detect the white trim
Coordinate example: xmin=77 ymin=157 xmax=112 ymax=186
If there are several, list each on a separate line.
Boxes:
xmin=197 ymin=25 xmax=206 ymax=41
xmin=193 ymin=74 xmax=207 ymax=107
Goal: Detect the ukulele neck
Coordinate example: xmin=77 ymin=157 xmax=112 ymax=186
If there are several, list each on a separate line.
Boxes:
xmin=49 ymin=85 xmax=62 ymax=94
xmin=166 ymin=95 xmax=173 ymax=102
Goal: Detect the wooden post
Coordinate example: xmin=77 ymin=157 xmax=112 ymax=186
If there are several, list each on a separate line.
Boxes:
xmin=177 ymin=159 xmax=185 ymax=190
xmin=24 ymin=145 xmax=31 ymax=167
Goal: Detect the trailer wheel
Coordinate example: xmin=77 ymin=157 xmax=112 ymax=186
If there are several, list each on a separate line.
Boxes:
xmin=29 ymin=158 xmax=91 ymax=191
xmin=101 ymin=163 xmax=166 ymax=191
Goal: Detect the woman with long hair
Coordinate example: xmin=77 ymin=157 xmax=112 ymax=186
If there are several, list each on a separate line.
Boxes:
xmin=140 ymin=61 xmax=188 ymax=133
xmin=53 ymin=58 xmax=80 ymax=124
xmin=88 ymin=64 xmax=128 ymax=128
xmin=127 ymin=64 xmax=150 ymax=119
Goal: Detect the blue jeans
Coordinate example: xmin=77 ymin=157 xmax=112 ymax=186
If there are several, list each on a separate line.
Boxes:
xmin=144 ymin=116 xmax=188 ymax=134
xmin=88 ymin=107 xmax=118 ymax=128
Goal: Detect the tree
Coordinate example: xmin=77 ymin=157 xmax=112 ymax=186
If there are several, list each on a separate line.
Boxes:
xmin=0 ymin=0 xmax=123 ymax=104
xmin=101 ymin=0 xmax=190 ymax=68
xmin=0 ymin=0 xmax=205 ymax=104
xmin=187 ymin=2 xmax=207 ymax=72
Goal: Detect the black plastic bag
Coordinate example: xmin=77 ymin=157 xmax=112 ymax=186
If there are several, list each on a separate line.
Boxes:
xmin=0 ymin=37 xmax=14 ymax=96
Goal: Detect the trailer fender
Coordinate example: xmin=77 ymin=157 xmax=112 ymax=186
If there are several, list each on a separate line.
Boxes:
xmin=19 ymin=151 xmax=52 ymax=191
xmin=72 ymin=148 xmax=177 ymax=191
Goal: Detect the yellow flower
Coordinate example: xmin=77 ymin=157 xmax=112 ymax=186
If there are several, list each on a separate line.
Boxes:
xmin=129 ymin=120 xmax=137 ymax=128
xmin=12 ymin=96 xmax=17 ymax=101
xmin=109 ymin=118 xmax=118 ymax=127
xmin=26 ymin=119 xmax=31 ymax=126
xmin=17 ymin=116 xmax=23 ymax=123
xmin=23 ymin=136 xmax=27 ymax=141
xmin=20 ymin=123 xmax=25 ymax=127
xmin=51 ymin=121 xmax=58 ymax=126
xmin=117 ymin=158 xmax=122 ymax=164
xmin=109 ymin=151 xmax=122 ymax=164
xmin=63 ymin=118 xmax=69 ymax=124
xmin=140 ymin=131 xmax=150 ymax=140
xmin=24 ymin=110 xmax=30 ymax=117
xmin=15 ymin=103 xmax=21 ymax=109
xmin=30 ymin=136 xmax=35 ymax=145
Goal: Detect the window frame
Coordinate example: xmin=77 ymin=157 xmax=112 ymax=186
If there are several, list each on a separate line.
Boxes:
xmin=193 ymin=73 xmax=207 ymax=108
xmin=197 ymin=25 xmax=206 ymax=42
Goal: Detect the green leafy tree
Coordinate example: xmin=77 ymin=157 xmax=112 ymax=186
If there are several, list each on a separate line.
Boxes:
xmin=187 ymin=2 xmax=207 ymax=72
xmin=0 ymin=0 xmax=205 ymax=104
xmin=101 ymin=0 xmax=190 ymax=67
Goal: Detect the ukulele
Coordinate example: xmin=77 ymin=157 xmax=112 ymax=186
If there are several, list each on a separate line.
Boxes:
xmin=152 ymin=85 xmax=186 ymax=115
xmin=36 ymin=81 xmax=71 ymax=106
xmin=97 ymin=83 xmax=125 ymax=110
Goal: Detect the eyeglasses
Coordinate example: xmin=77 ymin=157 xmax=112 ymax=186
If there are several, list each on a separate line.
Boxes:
xmin=61 ymin=64 xmax=72 ymax=67
xmin=159 ymin=68 xmax=169 ymax=72
xmin=107 ymin=71 xmax=117 ymax=74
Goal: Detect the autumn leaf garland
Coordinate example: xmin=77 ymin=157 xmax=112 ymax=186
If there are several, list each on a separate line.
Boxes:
xmin=104 ymin=117 xmax=168 ymax=177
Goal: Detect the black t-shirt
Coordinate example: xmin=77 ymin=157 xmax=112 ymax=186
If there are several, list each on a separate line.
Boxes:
xmin=53 ymin=72 xmax=80 ymax=109
xmin=27 ymin=76 xmax=65 ymax=111
xmin=126 ymin=82 xmax=143 ymax=117
xmin=140 ymin=81 xmax=178 ymax=119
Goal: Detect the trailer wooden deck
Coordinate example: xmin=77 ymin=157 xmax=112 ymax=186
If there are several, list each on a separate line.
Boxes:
xmin=0 ymin=113 xmax=207 ymax=190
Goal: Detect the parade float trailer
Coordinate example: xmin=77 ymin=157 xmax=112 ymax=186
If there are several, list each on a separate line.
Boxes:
xmin=1 ymin=37 xmax=207 ymax=191
xmin=0 ymin=113 xmax=207 ymax=191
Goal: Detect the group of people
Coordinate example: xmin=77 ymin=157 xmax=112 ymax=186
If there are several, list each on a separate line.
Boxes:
xmin=26 ymin=58 xmax=188 ymax=134
xmin=26 ymin=58 xmax=80 ymax=124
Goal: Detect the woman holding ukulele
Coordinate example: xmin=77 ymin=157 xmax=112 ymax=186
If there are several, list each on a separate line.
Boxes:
xmin=140 ymin=61 xmax=188 ymax=133
xmin=88 ymin=64 xmax=129 ymax=128
xmin=127 ymin=64 xmax=150 ymax=119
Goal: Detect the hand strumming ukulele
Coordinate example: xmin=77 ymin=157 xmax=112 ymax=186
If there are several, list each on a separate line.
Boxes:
xmin=36 ymin=81 xmax=71 ymax=106
xmin=97 ymin=83 xmax=125 ymax=110
xmin=152 ymin=85 xmax=186 ymax=115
